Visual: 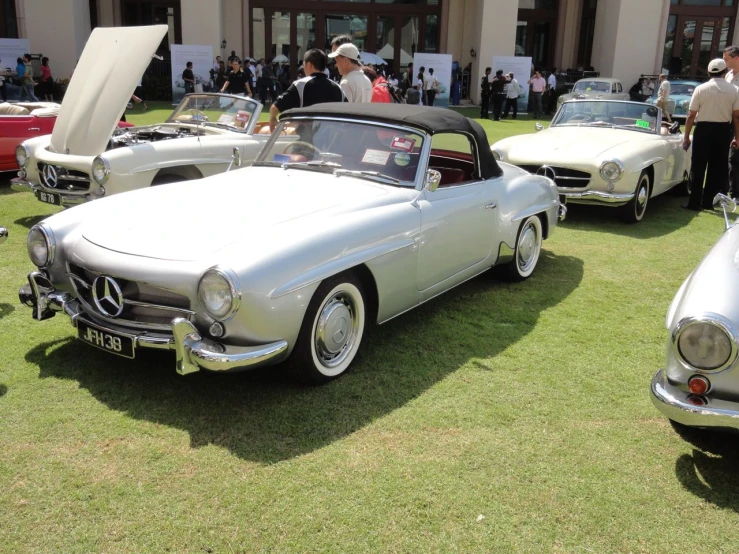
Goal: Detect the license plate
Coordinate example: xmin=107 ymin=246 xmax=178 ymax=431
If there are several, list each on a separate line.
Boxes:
xmin=78 ymin=320 xmax=135 ymax=359
xmin=36 ymin=190 xmax=60 ymax=205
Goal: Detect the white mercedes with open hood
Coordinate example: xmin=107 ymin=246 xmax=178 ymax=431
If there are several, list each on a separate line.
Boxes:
xmin=491 ymin=99 xmax=692 ymax=223
xmin=18 ymin=104 xmax=564 ymax=384
xmin=11 ymin=25 xmax=266 ymax=208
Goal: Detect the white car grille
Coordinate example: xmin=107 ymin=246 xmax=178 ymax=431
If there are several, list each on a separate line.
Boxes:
xmin=38 ymin=163 xmax=91 ymax=192
xmin=518 ymin=165 xmax=591 ymax=189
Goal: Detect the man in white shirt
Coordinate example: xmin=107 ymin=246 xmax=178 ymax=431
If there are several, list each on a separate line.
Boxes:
xmin=328 ymin=43 xmax=372 ymax=103
xmin=503 ymin=72 xmax=521 ymax=119
xmin=723 ymin=45 xmax=739 ymax=86
xmin=545 ymin=68 xmax=557 ymax=115
xmin=528 ymin=71 xmax=546 ymax=119
xmin=656 ymin=74 xmax=672 ymax=123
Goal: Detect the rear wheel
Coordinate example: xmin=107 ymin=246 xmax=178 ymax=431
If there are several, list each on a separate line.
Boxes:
xmin=289 ymin=272 xmax=366 ymax=385
xmin=503 ymin=215 xmax=542 ymax=282
xmin=621 ymin=170 xmax=650 ymax=223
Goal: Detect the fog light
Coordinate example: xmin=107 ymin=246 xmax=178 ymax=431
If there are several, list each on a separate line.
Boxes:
xmin=18 ymin=169 xmax=26 ymax=179
xmin=686 ymin=394 xmax=707 ymax=407
xmin=688 ymin=375 xmax=711 ymax=395
xmin=209 ymin=321 xmax=225 ymax=338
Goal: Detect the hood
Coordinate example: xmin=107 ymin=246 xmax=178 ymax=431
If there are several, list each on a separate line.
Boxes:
xmin=81 ymin=167 xmax=397 ymax=261
xmin=50 ymin=25 xmax=168 ymax=157
xmin=498 ymin=127 xmax=650 ymax=161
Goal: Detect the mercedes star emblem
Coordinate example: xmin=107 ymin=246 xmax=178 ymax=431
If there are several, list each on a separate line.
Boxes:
xmin=536 ymin=165 xmax=557 ymax=182
xmin=42 ymin=164 xmax=58 ymax=188
xmin=92 ymin=275 xmax=125 ymax=318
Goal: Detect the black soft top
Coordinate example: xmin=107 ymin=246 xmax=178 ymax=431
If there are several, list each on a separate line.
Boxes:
xmin=282 ymin=103 xmax=502 ymax=179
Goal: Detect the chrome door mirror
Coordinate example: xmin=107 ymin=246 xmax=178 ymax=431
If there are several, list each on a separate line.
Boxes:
xmin=424 ymin=169 xmax=442 ymax=192
xmin=227 ymin=147 xmax=241 ymax=172
xmin=0 ymin=226 xmax=7 ymax=244
xmin=713 ymin=193 xmax=737 ymax=230
xmin=535 ymin=123 xmax=544 ymax=132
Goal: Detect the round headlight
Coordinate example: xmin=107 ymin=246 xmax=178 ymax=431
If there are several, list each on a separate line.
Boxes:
xmin=492 ymin=149 xmax=502 ymax=161
xmin=91 ymin=156 xmax=110 ymax=185
xmin=675 ymin=316 xmax=737 ymax=371
xmin=600 ymin=160 xmax=623 ymax=182
xmin=197 ymin=267 xmax=241 ymax=321
xmin=15 ymin=143 xmax=29 ymax=168
xmin=27 ymin=224 xmax=54 ymax=267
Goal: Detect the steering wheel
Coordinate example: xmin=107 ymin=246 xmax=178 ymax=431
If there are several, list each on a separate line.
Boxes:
xmin=187 ymin=109 xmax=208 ymax=121
xmin=283 ymin=141 xmax=322 ymax=157
xmin=568 ymin=114 xmax=590 ymax=122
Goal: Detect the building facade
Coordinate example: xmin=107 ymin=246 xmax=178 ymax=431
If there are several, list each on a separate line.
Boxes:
xmin=6 ymin=0 xmax=739 ymax=103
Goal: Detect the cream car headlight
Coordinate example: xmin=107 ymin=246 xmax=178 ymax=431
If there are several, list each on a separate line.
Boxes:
xmin=91 ymin=156 xmax=110 ymax=185
xmin=599 ymin=160 xmax=623 ymax=182
xmin=492 ymin=148 xmax=502 ymax=161
xmin=27 ymin=224 xmax=55 ymax=267
xmin=197 ymin=267 xmax=241 ymax=321
xmin=674 ymin=315 xmax=738 ymax=372
xmin=15 ymin=143 xmax=30 ymax=168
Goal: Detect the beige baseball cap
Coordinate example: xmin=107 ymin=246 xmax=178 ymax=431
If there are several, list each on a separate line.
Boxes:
xmin=328 ymin=43 xmax=360 ymax=62
xmin=708 ymin=58 xmax=727 ymax=74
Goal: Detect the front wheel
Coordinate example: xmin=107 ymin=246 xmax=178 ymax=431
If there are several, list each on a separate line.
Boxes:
xmin=290 ymin=272 xmax=366 ymax=385
xmin=621 ymin=170 xmax=650 ymax=223
xmin=503 ymin=215 xmax=543 ymax=282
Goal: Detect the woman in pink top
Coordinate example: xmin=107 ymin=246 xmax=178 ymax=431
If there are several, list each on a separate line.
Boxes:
xmin=40 ymin=57 xmax=53 ymax=101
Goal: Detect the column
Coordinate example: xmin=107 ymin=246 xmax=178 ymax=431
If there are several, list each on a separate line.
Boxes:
xmin=591 ymin=0 xmax=665 ymax=86
xmin=181 ymin=0 xmax=222 ymax=55
xmin=471 ymin=0 xmax=518 ymax=104
xmin=556 ymin=0 xmax=583 ymax=71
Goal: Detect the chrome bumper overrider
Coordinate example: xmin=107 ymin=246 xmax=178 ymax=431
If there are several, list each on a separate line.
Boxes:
xmin=651 ymin=369 xmax=739 ymax=430
xmin=558 ymin=204 xmax=567 ymax=222
xmin=560 ymin=190 xmax=634 ymax=206
xmin=11 ymin=177 xmax=94 ymax=208
xmin=19 ymin=272 xmax=289 ymax=375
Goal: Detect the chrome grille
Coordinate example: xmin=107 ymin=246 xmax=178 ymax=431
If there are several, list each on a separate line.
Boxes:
xmin=67 ymin=263 xmax=193 ymax=331
xmin=518 ymin=164 xmax=591 ymax=189
xmin=38 ymin=163 xmax=91 ymax=191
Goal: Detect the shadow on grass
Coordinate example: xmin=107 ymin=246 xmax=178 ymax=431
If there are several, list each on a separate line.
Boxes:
xmin=672 ymin=423 xmax=739 ymax=512
xmin=0 ymin=384 xmax=6 ymax=398
xmin=24 ymin=251 xmax=583 ymax=464
xmin=14 ymin=215 xmax=48 ymax=229
xmin=562 ymin=193 xmax=696 ymax=239
xmin=0 ymin=303 xmax=14 ymax=320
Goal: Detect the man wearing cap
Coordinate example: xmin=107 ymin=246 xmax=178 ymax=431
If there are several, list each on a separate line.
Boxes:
xmin=328 ymin=43 xmax=372 ymax=103
xmin=683 ymin=58 xmax=739 ymax=210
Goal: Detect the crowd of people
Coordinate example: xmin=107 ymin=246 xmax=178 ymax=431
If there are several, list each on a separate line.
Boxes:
xmin=479 ymin=66 xmax=559 ymax=121
xmin=0 ymin=54 xmax=53 ymax=103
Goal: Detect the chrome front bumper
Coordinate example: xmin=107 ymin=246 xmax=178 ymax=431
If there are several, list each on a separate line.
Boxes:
xmin=557 ymin=204 xmax=567 ymax=222
xmin=560 ymin=190 xmax=634 ymax=206
xmin=11 ymin=176 xmax=95 ymax=208
xmin=651 ymin=369 xmax=739 ymax=430
xmin=19 ymin=272 xmax=289 ymax=375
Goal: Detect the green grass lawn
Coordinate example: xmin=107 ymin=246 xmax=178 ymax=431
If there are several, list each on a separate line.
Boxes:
xmin=1 ymin=107 xmax=738 ymax=553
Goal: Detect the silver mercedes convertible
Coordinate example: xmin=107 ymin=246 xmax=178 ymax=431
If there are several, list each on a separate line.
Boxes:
xmin=19 ymin=104 xmax=565 ymax=383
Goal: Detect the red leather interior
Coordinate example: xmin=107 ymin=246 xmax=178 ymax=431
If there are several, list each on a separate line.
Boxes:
xmin=431 ymin=167 xmax=467 ymax=187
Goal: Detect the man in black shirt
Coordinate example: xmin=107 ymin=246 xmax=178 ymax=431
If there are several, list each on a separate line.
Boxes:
xmin=220 ymin=60 xmax=252 ymax=96
xmin=480 ymin=67 xmax=491 ymax=119
xmin=269 ymin=49 xmax=345 ymax=131
xmin=490 ymin=69 xmax=506 ymax=121
xmin=182 ymin=62 xmax=195 ymax=94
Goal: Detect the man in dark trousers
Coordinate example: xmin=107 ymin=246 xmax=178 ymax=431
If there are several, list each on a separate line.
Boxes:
xmin=269 ymin=49 xmax=345 ymax=131
xmin=480 ymin=67 xmax=491 ymax=119
xmin=182 ymin=61 xmax=195 ymax=94
xmin=490 ymin=69 xmax=506 ymax=121
xmin=683 ymin=58 xmax=739 ymax=210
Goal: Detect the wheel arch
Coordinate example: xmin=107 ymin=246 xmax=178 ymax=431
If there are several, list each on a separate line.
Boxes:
xmin=153 ymin=164 xmax=203 ymax=183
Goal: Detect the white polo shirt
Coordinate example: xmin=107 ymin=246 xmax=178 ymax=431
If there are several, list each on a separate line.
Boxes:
xmin=689 ymin=77 xmax=739 ymax=123
xmin=340 ymin=68 xmax=372 ymax=103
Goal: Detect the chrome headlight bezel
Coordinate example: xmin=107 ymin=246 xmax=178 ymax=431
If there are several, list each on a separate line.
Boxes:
xmin=599 ymin=159 xmax=624 ymax=183
xmin=672 ymin=314 xmax=739 ymax=373
xmin=91 ymin=156 xmax=111 ymax=185
xmin=27 ymin=224 xmax=55 ymax=268
xmin=15 ymin=143 xmax=30 ymax=168
xmin=197 ymin=266 xmax=241 ymax=321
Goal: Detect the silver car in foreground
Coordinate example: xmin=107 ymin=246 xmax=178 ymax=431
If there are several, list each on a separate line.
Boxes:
xmin=652 ymin=195 xmax=739 ymax=429
xmin=19 ymin=104 xmax=564 ymax=383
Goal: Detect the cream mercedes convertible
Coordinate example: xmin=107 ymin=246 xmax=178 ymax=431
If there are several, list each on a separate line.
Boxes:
xmin=18 ymin=104 xmax=564 ymax=384
xmin=491 ymin=100 xmax=691 ymax=222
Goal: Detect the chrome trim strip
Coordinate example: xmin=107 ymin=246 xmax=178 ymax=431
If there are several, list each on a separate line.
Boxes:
xmin=559 ymin=190 xmax=634 ymax=204
xmin=123 ymin=298 xmax=196 ymax=315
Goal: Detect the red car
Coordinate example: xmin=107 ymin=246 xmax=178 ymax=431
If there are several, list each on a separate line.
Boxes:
xmin=0 ymin=101 xmax=133 ymax=171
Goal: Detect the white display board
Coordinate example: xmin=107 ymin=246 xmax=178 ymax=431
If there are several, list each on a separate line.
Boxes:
xmin=413 ymin=53 xmax=452 ymax=108
xmin=0 ymin=38 xmax=30 ymax=101
xmin=492 ymin=56 xmax=532 ymax=114
xmin=171 ymin=44 xmax=213 ymax=104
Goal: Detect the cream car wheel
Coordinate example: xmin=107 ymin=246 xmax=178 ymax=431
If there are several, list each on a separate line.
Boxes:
xmin=504 ymin=215 xmax=542 ymax=281
xmin=290 ymin=273 xmax=366 ymax=384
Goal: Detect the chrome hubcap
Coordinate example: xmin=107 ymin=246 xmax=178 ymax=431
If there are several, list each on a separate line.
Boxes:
xmin=637 ymin=184 xmax=648 ymax=205
xmin=315 ymin=292 xmax=358 ymax=368
xmin=518 ymin=223 xmax=539 ymax=272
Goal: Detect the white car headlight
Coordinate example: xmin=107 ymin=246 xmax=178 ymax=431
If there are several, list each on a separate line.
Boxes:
xmin=27 ymin=224 xmax=55 ymax=267
xmin=674 ymin=315 xmax=738 ymax=371
xmin=16 ymin=143 xmax=30 ymax=168
xmin=197 ymin=267 xmax=241 ymax=321
xmin=91 ymin=156 xmax=110 ymax=185
xmin=599 ymin=160 xmax=623 ymax=182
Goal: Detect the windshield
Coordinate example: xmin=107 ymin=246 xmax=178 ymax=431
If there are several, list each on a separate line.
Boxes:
xmin=573 ymin=81 xmax=611 ymax=93
xmin=166 ymin=94 xmax=258 ymax=133
xmin=552 ymin=101 xmax=659 ymax=133
xmin=254 ymin=118 xmax=426 ymax=186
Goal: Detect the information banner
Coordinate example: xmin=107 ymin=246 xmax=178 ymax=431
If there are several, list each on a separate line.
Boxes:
xmin=0 ymin=39 xmax=30 ymax=101
xmin=492 ymin=56 xmax=532 ymax=114
xmin=413 ymin=53 xmax=452 ymax=108
xmin=171 ymin=44 xmax=213 ymax=105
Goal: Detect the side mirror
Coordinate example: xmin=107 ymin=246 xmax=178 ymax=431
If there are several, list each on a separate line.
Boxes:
xmin=424 ymin=169 xmax=442 ymax=193
xmin=713 ymin=193 xmax=737 ymax=230
xmin=0 ymin=226 xmax=6 ymax=244
xmin=535 ymin=123 xmax=544 ymax=132
xmin=227 ymin=147 xmax=241 ymax=172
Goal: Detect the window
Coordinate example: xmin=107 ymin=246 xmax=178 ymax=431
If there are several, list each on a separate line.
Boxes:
xmin=429 ymin=133 xmax=478 ymax=186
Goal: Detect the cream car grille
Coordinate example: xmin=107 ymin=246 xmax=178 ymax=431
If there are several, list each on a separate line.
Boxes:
xmin=518 ymin=165 xmax=591 ymax=189
xmin=38 ymin=163 xmax=91 ymax=192
xmin=67 ymin=263 xmax=194 ymax=331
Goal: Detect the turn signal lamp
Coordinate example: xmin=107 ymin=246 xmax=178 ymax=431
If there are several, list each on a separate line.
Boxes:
xmin=688 ymin=375 xmax=711 ymax=395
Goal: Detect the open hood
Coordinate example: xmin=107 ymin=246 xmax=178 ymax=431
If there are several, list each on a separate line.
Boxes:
xmin=50 ymin=25 xmax=168 ymax=157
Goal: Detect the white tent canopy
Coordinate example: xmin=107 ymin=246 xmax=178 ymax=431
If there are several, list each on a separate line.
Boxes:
xmin=359 ymin=51 xmax=387 ymax=65
xmin=376 ymin=44 xmax=413 ymax=65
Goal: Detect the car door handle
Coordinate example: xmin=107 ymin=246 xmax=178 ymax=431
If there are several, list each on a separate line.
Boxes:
xmin=485 ymin=203 xmax=497 ymax=210
xmin=28 ymin=127 xmax=40 ymax=131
